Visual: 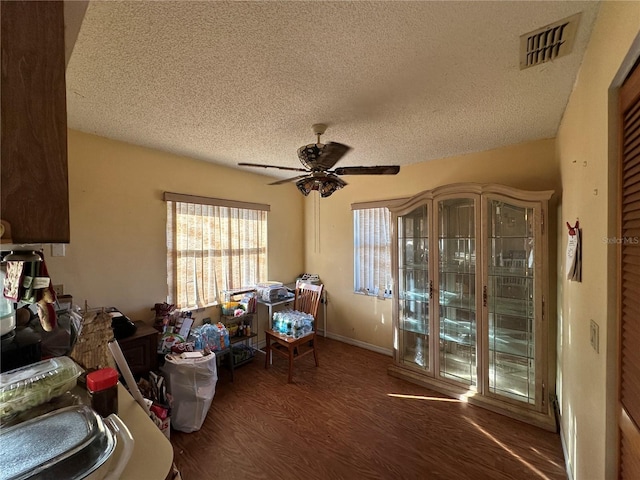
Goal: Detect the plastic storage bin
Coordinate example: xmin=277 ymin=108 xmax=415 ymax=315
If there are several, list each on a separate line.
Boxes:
xmin=0 ymin=356 xmax=82 ymax=422
xmin=160 ymin=353 xmax=218 ymax=432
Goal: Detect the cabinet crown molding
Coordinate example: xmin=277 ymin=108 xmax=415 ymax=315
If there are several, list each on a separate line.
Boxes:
xmin=390 ymin=183 xmax=554 ymax=213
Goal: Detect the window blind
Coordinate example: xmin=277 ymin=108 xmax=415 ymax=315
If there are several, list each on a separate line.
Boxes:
xmin=353 ymin=206 xmax=392 ymax=296
xmin=165 ymin=194 xmax=268 ymax=308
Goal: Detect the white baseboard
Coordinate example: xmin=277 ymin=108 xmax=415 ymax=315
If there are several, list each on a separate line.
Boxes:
xmin=558 ymin=416 xmax=574 ymax=480
xmin=256 ymin=331 xmax=393 ymax=357
xmin=325 ymin=331 xmax=393 ymax=357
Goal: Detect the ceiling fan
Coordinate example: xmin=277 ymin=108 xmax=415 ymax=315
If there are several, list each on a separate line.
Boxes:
xmin=238 ymin=124 xmax=400 ymax=197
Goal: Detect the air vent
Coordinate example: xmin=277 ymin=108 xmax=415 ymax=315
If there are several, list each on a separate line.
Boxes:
xmin=519 ymin=13 xmax=581 ymax=70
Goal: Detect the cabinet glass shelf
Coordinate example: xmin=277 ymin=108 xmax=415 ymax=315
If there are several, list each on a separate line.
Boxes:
xmin=401 ymin=262 xmax=429 ymax=269
xmin=399 ymin=271 xmax=429 ymax=304
xmin=400 ymin=291 xmax=429 ymax=301
xmin=488 ymin=267 xmax=533 ymax=277
xmin=400 ymin=299 xmax=429 ymax=311
xmin=438 ymin=316 xmax=532 ymax=358
xmin=399 ymin=237 xmax=428 ymax=268
xmin=401 ymin=330 xmax=429 ymax=369
xmin=400 ymin=318 xmax=533 ymax=358
xmin=439 ymin=266 xmax=477 ymax=274
xmin=488 ymin=351 xmax=535 ymax=404
xmin=438 ymin=291 xmax=533 ymax=318
xmin=439 ymin=293 xmax=476 ymax=307
xmin=401 ymin=319 xmax=428 ymax=335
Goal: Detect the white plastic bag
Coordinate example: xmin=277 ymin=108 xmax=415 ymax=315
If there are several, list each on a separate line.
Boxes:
xmin=160 ymin=353 xmax=218 ymax=432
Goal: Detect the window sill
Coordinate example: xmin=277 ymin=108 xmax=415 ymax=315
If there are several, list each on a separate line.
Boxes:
xmin=177 ymin=303 xmax=219 ymax=314
xmin=353 ymin=291 xmax=392 ymax=299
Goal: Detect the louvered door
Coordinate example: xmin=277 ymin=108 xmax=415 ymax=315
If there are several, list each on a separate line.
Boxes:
xmin=619 ymin=60 xmax=640 ymax=479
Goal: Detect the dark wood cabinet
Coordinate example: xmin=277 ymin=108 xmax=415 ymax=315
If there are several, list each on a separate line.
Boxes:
xmin=117 ymin=322 xmax=159 ymax=378
xmin=1 ymin=1 xmax=70 ymax=243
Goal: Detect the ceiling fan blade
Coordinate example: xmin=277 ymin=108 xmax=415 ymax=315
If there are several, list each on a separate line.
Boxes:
xmin=239 ymin=162 xmax=308 ymax=173
xmin=333 ymin=165 xmax=400 ymax=176
xmin=314 ymin=142 xmax=352 ymax=170
xmin=269 ymin=175 xmax=310 ymax=185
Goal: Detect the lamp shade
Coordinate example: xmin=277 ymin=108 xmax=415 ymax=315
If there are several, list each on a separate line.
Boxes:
xmin=295 ymin=174 xmax=346 ymax=198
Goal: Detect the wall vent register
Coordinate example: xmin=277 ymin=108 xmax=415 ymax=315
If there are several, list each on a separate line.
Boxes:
xmin=519 ymin=13 xmax=581 ymax=70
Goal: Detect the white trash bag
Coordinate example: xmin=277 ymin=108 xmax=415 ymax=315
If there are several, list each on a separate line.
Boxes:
xmin=160 ymin=353 xmax=218 ymax=433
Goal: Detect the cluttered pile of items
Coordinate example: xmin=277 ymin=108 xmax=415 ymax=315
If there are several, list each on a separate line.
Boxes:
xmin=0 ymin=253 xmax=286 ymax=477
xmin=0 ymin=251 xmax=173 ymax=478
xmin=152 ymin=289 xmax=257 ymax=357
xmin=1 ymin=250 xmax=72 ymax=372
xmin=147 ymin=289 xmax=258 ymax=432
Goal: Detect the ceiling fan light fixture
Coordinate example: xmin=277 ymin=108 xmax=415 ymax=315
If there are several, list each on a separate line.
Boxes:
xmin=296 ymin=178 xmax=316 ymax=196
xmin=319 ymin=176 xmax=346 ymax=197
xmin=295 ymin=175 xmax=345 ymax=198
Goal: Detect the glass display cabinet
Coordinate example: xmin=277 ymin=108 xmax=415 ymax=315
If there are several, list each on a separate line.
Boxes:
xmin=389 ymin=184 xmax=554 ymax=430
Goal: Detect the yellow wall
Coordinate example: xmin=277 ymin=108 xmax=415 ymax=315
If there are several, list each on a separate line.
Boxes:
xmin=556 ymin=2 xmax=640 ymax=479
xmin=304 ymin=137 xmax=558 ymax=351
xmin=46 ymin=130 xmax=304 ymax=324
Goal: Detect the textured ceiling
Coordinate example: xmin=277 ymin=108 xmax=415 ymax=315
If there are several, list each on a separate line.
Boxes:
xmin=66 ymin=1 xmax=601 ymax=179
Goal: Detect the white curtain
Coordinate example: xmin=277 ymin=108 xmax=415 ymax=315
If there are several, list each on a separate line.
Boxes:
xmin=167 ymin=201 xmax=267 ymax=308
xmin=353 ymin=207 xmax=392 ymax=295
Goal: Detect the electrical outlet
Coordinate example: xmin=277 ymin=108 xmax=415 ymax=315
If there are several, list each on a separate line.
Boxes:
xmin=590 ymin=319 xmax=599 ymax=353
xmin=53 ymin=284 xmax=64 ymax=297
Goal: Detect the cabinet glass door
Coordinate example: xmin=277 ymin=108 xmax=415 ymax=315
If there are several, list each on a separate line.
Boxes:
xmin=438 ymin=198 xmax=477 ymax=386
xmin=397 ymin=205 xmax=430 ymax=370
xmin=487 ymin=200 xmax=536 ymax=404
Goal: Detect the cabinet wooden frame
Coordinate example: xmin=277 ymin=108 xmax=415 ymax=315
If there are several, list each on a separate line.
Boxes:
xmin=388 ymin=183 xmax=554 ymax=430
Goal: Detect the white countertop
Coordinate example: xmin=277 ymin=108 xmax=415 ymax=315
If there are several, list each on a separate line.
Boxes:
xmin=116 ymin=383 xmax=174 ymax=479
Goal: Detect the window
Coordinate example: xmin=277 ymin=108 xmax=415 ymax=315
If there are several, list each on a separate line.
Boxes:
xmin=165 ymin=192 xmax=268 ymax=308
xmin=353 ymin=204 xmax=392 ymax=297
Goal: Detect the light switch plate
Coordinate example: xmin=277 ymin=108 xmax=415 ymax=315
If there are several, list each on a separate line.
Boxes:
xmin=590 ymin=319 xmax=599 ymax=353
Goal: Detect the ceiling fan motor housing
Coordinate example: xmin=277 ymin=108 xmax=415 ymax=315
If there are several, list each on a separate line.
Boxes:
xmin=297 ymin=143 xmax=326 ymax=171
xmin=297 ymin=123 xmax=327 ymax=170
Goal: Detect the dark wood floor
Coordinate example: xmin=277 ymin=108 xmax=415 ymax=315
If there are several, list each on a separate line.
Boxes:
xmin=170 ymin=337 xmax=566 ymax=480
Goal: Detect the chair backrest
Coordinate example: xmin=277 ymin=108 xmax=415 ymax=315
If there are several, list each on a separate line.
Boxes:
xmin=293 ymin=281 xmax=324 ymax=320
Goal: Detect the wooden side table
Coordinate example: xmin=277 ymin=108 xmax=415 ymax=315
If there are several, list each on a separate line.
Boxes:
xmin=117 ymin=321 xmax=159 ymax=377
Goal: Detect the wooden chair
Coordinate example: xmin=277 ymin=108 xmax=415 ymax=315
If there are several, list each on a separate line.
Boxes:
xmin=264 ymin=281 xmax=324 ymax=383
